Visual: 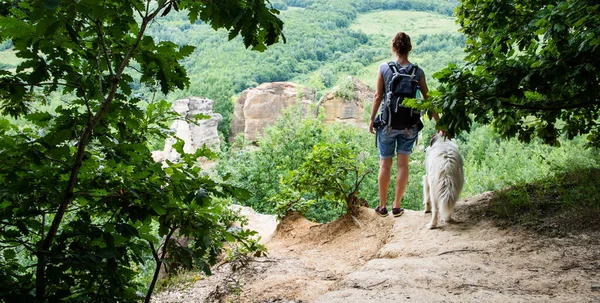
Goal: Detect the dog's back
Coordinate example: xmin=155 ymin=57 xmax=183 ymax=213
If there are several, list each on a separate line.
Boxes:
xmin=424 ymin=135 xmax=464 ymax=228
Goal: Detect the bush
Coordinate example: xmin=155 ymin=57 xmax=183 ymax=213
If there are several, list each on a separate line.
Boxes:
xmin=275 ymin=130 xmax=373 ymax=219
xmin=457 ymin=123 xmax=600 ymax=197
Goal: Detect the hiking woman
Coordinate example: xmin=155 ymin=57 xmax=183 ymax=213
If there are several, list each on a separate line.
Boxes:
xmin=368 ymin=31 xmax=440 ymax=217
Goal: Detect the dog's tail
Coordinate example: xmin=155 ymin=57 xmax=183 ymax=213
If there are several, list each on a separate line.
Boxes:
xmin=434 ymin=152 xmax=464 ymax=221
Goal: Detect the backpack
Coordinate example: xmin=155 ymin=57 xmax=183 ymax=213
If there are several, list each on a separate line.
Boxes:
xmin=377 ymin=62 xmax=421 ymax=130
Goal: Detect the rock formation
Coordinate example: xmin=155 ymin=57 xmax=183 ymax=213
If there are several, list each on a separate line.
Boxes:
xmin=229 ymin=82 xmax=314 ymax=142
xmin=317 ymin=76 xmax=375 ymax=130
xmin=152 ymin=97 xmax=222 ymax=163
xmin=228 ymin=78 xmax=375 ymax=143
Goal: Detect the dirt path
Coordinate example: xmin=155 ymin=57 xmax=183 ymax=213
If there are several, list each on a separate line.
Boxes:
xmin=153 ymin=193 xmax=600 ymax=302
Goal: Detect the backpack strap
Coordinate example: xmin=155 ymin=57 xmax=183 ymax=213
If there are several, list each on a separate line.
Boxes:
xmin=387 ymin=61 xmax=399 ymax=74
xmin=388 ymin=62 xmax=418 ymax=76
xmin=408 ymin=64 xmax=417 ymax=77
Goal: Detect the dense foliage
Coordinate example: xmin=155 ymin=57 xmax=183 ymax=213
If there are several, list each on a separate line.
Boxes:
xmin=274 ymin=126 xmax=373 ymax=218
xmin=0 ymin=0 xmax=283 ymax=301
xmin=217 ymin=106 xmax=439 ymax=222
xmin=220 ymin=105 xmax=600 ymax=223
xmin=434 ymin=0 xmax=600 ymax=147
xmin=350 ymin=0 xmax=459 ymax=15
xmin=278 ymin=0 xmax=459 ymax=15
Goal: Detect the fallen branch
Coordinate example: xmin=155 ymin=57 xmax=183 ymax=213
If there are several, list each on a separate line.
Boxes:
xmin=438 ymin=249 xmax=486 ymax=256
xmin=350 ymin=215 xmax=362 ymax=229
xmin=355 ymin=278 xmax=389 ymax=290
xmin=251 ymin=258 xmax=278 ymax=263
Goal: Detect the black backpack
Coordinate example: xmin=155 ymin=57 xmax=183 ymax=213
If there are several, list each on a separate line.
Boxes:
xmin=377 ymin=62 xmax=421 ymax=130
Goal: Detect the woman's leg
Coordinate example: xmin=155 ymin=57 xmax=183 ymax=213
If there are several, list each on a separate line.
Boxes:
xmin=392 ymin=154 xmax=410 ymax=209
xmin=378 ymin=158 xmax=393 ymax=208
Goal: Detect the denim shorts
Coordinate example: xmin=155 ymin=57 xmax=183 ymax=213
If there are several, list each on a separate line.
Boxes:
xmin=377 ymin=125 xmax=420 ymax=159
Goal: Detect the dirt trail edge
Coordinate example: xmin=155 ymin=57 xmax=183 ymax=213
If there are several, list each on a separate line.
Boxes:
xmin=153 ymin=193 xmax=600 ymax=303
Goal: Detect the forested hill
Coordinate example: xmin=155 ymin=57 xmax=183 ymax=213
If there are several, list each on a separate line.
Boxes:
xmin=0 ymin=0 xmax=463 ymax=138
xmin=139 ymin=0 xmax=463 ymax=136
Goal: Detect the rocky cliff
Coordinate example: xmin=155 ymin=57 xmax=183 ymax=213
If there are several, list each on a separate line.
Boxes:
xmin=229 ymin=82 xmax=314 ymax=142
xmin=152 ymin=97 xmax=222 ymax=163
xmin=230 ymin=79 xmax=374 ymax=143
xmin=317 ymin=76 xmax=374 ymax=130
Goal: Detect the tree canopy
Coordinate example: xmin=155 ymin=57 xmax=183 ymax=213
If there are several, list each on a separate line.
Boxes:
xmin=0 ymin=0 xmax=283 ymax=301
xmin=433 ymin=0 xmax=600 ymax=147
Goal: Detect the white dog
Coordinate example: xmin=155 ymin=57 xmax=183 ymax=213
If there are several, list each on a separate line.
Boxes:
xmin=423 ymin=133 xmax=464 ymax=229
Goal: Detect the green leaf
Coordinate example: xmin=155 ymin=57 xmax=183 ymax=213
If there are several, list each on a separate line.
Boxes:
xmin=195 ymin=188 xmax=210 ymax=207
xmin=44 ymin=0 xmax=61 ymax=9
xmin=3 ymin=249 xmax=16 ymax=260
xmin=173 ymin=139 xmax=185 ymax=154
xmin=179 ymin=45 xmax=196 ymax=57
xmin=24 ymin=112 xmax=52 ymax=123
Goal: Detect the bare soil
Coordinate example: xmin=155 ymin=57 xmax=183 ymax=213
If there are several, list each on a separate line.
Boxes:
xmin=153 ymin=193 xmax=600 ymax=303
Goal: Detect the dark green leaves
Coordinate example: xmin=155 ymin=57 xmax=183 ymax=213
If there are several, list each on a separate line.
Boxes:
xmin=43 ymin=0 xmax=61 ymax=10
xmin=180 ymin=0 xmax=285 ymax=51
xmin=0 ymin=0 xmax=284 ymax=301
xmin=434 ymin=0 xmax=600 ymax=147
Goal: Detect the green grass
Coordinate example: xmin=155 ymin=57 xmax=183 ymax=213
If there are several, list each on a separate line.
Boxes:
xmin=350 ymin=10 xmax=460 ymax=37
xmin=484 ymin=168 xmax=600 ymax=236
xmin=354 ymin=60 xmax=381 ymax=89
xmin=353 ymin=51 xmax=460 ymax=89
xmin=350 ymin=10 xmax=464 ymax=89
xmin=155 ymin=270 xmax=204 ymax=292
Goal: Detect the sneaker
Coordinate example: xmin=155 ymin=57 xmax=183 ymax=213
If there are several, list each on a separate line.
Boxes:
xmin=392 ymin=208 xmax=404 ymax=217
xmin=375 ymin=206 xmax=388 ymax=217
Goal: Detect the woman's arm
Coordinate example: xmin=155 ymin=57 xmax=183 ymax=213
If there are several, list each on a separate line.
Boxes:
xmin=418 ymin=73 xmax=440 ymax=122
xmin=369 ymin=71 xmax=385 ymax=134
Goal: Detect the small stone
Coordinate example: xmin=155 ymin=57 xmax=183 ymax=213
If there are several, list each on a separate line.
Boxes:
xmin=592 ymin=284 xmax=600 ymax=292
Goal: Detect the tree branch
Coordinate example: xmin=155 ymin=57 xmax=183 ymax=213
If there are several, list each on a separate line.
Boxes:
xmin=41 ymin=153 xmax=73 ymax=169
xmin=94 ymin=21 xmax=116 ymax=79
xmin=332 ymin=177 xmax=346 ymax=199
xmin=148 ymin=240 xmax=159 ymax=262
xmin=4 ymin=237 xmax=36 ymax=252
xmin=36 ymin=5 xmax=169 ymax=301
xmin=499 ymin=99 xmax=598 ymax=111
xmin=145 ymin=226 xmax=177 ymax=303
xmin=1 ymin=82 xmax=80 ymax=89
xmin=355 ymin=170 xmax=373 ymax=193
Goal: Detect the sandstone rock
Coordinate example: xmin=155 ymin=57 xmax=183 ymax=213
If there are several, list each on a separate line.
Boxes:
xmin=231 ymin=205 xmax=278 ymax=244
xmin=230 ymin=82 xmax=314 ymax=142
xmin=317 ymin=76 xmax=375 ymax=130
xmin=160 ymin=97 xmax=222 ymax=162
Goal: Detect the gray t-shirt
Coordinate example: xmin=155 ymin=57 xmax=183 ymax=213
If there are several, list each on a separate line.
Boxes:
xmin=379 ymin=61 xmax=425 ymax=95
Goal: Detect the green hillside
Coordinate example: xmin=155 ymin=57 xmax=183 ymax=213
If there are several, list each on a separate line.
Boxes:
xmin=350 ymin=10 xmax=459 ymax=36
xmin=0 ymin=0 xmax=462 ymax=98
xmin=139 ymin=1 xmax=464 ymax=138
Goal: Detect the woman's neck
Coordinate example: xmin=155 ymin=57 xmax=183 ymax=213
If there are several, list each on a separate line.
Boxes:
xmin=396 ymin=54 xmax=410 ymax=65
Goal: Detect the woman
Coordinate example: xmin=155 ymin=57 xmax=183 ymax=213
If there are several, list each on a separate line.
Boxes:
xmin=368 ymin=31 xmax=440 ymax=217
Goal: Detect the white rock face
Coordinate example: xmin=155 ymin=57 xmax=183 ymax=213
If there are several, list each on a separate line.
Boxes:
xmin=231 ymin=205 xmax=278 ymax=244
xmin=158 ymin=97 xmax=222 ymax=162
